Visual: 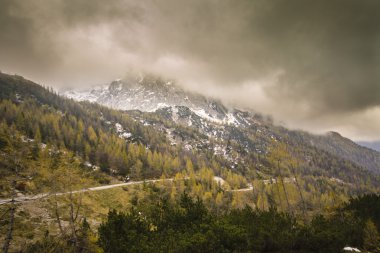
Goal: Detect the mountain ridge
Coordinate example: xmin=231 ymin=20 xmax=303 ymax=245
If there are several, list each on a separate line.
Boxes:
xmin=64 ymin=74 xmax=231 ymax=122
xmin=64 ymin=73 xmax=380 ymax=174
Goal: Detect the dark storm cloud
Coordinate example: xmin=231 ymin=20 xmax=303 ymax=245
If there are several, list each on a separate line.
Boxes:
xmin=257 ymin=0 xmax=380 ymax=113
xmin=0 ymin=0 xmax=144 ymax=82
xmin=0 ymin=0 xmax=60 ymax=72
xmin=140 ymin=0 xmax=380 ymax=113
xmin=0 ymin=0 xmax=379 ymax=139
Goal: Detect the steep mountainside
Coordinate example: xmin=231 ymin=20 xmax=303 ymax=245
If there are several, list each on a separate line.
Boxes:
xmin=290 ymin=131 xmax=380 ymax=173
xmin=64 ymin=73 xmax=380 ymax=174
xmin=1 ymin=72 xmax=379 ymax=196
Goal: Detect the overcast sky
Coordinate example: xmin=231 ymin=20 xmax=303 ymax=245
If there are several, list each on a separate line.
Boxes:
xmin=1 ymin=0 xmax=380 ymax=141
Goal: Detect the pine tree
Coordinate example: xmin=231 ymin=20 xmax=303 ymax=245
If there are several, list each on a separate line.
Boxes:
xmin=363 ymin=219 xmax=380 ymax=253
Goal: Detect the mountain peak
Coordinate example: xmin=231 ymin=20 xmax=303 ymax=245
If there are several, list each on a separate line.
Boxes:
xmin=64 ymin=73 xmax=229 ymax=121
xmin=327 ymin=131 xmax=342 ymax=137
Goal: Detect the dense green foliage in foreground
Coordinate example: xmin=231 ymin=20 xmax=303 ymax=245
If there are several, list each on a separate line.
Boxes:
xmin=96 ymin=193 xmax=380 ymax=253
xmin=23 ymin=193 xmax=380 ymax=253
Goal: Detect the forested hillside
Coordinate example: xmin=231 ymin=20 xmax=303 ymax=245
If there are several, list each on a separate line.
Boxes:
xmin=287 ymin=130 xmax=380 ymax=173
xmin=1 ymin=72 xmax=379 ymax=196
xmin=1 ymin=72 xmax=380 ymax=252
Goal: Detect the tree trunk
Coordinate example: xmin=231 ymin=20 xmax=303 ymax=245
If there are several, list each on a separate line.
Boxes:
xmin=290 ymin=164 xmax=306 ymax=218
xmin=274 ymin=177 xmax=284 ymax=211
xmin=68 ymin=182 xmax=78 ymax=249
xmin=54 ymin=194 xmax=64 ymax=235
xmin=2 ymin=180 xmax=16 ymax=253
xmin=278 ymin=160 xmax=292 ymax=214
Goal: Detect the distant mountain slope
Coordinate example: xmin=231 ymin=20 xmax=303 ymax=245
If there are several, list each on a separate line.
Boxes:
xmin=357 ymin=141 xmax=380 ymax=152
xmin=285 ymin=130 xmax=380 ymax=173
xmin=64 ymin=73 xmax=380 ymax=174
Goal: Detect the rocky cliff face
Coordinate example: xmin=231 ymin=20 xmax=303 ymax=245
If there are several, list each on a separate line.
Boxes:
xmin=64 ymin=74 xmax=229 ymax=122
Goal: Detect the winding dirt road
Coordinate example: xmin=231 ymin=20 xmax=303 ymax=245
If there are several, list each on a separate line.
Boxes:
xmin=0 ymin=177 xmax=254 ymax=206
xmin=0 ymin=178 xmax=174 ymax=205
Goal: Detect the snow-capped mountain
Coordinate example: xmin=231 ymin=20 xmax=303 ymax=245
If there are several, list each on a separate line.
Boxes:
xmin=63 ymin=73 xmax=281 ymax=165
xmin=64 ymin=74 xmax=231 ymax=123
